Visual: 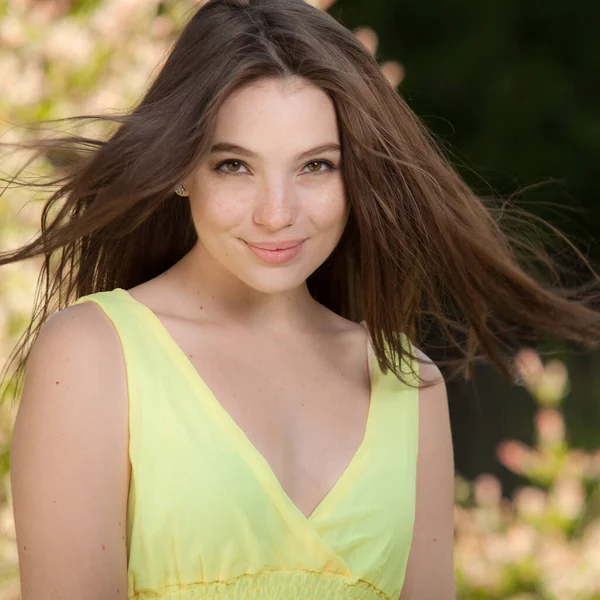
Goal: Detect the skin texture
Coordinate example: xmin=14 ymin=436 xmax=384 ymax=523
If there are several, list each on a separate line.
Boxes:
xmin=10 ymin=75 xmax=455 ymax=599
xmin=177 ymin=76 xmax=350 ymax=331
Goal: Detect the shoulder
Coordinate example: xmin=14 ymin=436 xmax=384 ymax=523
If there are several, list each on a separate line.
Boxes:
xmin=399 ymin=344 xmax=455 ymax=598
xmin=10 ymin=302 xmax=130 ymax=596
xmin=14 ymin=300 xmax=130 ymax=457
xmin=411 ymin=343 xmax=444 ymax=388
xmin=24 ymin=300 xmax=127 ymax=388
xmin=34 ymin=300 xmax=120 ymax=354
xmin=411 ymin=344 xmax=451 ymax=470
xmin=409 ymin=344 xmax=451 ymax=473
xmin=15 ymin=298 xmax=129 ymax=441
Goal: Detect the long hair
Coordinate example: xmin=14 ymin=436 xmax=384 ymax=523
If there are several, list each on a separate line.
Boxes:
xmin=1 ymin=0 xmax=599 ymax=407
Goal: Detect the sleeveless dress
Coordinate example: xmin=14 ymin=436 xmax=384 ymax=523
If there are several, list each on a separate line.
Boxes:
xmin=72 ymin=288 xmax=419 ymax=600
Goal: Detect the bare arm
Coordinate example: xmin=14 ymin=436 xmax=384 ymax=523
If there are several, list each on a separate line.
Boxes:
xmin=399 ymin=347 xmax=455 ymax=600
xmin=10 ymin=302 xmax=130 ymax=600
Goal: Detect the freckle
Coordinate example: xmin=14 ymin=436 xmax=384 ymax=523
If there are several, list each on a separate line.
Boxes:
xmin=200 ymin=306 xmax=203 ymax=310
xmin=102 ymin=545 xmax=105 ymax=551
xmin=23 ymin=545 xmax=26 ymax=550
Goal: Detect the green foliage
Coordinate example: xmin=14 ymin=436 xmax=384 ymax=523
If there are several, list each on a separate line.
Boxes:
xmin=69 ymin=0 xmax=105 ymax=17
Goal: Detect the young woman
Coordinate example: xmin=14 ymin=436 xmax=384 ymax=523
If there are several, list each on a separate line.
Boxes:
xmin=3 ymin=1 xmax=599 ymax=599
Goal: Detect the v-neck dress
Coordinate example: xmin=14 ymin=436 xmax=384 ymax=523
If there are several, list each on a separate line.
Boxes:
xmin=71 ymin=288 xmax=420 ymax=600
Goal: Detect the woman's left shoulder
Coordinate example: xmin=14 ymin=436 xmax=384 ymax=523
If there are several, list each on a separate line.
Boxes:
xmin=399 ymin=343 xmax=455 ymax=599
xmin=410 ymin=343 xmax=450 ymax=437
xmin=411 ymin=343 xmax=445 ymax=389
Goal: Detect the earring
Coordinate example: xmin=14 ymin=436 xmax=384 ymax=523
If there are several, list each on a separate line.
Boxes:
xmin=175 ymin=183 xmax=188 ymax=196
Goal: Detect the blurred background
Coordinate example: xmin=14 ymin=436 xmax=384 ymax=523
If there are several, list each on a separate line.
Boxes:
xmin=0 ymin=0 xmax=599 ymax=597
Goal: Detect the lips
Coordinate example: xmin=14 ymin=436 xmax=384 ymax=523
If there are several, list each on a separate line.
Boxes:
xmin=246 ymin=240 xmax=306 ymax=250
xmin=244 ymin=240 xmax=306 ymax=265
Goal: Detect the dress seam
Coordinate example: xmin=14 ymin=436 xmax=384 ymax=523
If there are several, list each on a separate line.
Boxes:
xmin=128 ymin=568 xmax=391 ymax=600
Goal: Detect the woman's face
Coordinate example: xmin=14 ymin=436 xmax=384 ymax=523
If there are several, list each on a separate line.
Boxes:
xmin=185 ymin=76 xmax=349 ymax=295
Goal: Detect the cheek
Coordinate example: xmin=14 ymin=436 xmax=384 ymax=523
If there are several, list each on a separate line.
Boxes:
xmin=308 ymin=187 xmax=348 ymax=228
xmin=190 ymin=191 xmax=248 ymax=232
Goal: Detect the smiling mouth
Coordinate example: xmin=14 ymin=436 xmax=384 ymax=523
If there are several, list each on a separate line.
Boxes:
xmin=244 ymin=240 xmax=306 ymax=264
xmin=245 ymin=240 xmax=306 ymax=250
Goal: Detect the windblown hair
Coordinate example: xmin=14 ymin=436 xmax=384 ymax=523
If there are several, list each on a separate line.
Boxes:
xmin=1 ymin=0 xmax=599 ymax=406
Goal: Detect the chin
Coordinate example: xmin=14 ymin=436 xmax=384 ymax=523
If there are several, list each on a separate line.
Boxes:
xmin=237 ymin=268 xmax=311 ymax=294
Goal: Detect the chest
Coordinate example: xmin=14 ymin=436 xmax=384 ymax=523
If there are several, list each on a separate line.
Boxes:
xmin=163 ymin=321 xmax=372 ymax=519
xmin=120 ymin=295 xmax=419 ymax=600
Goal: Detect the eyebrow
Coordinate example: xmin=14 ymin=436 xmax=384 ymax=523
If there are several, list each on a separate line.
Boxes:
xmin=208 ymin=142 xmax=341 ymax=161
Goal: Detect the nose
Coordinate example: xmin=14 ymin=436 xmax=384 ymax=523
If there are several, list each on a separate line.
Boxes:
xmin=252 ymin=176 xmax=297 ymax=231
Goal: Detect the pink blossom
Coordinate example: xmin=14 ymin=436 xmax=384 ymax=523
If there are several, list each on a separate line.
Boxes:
xmin=514 ymin=348 xmax=543 ymax=388
xmin=563 ymin=449 xmax=590 ymax=479
xmin=305 ymin=0 xmax=338 ymax=9
xmin=536 ymin=360 xmax=569 ymax=406
xmin=550 ymin=478 xmax=585 ymax=520
xmin=150 ymin=16 xmax=175 ymax=40
xmin=535 ymin=407 xmax=565 ymax=447
xmin=514 ymin=486 xmax=547 ymax=518
xmin=587 ymin=450 xmax=600 ymax=479
xmin=505 ymin=524 xmax=537 ymax=562
xmin=496 ymin=440 xmax=532 ymax=474
xmin=474 ymin=474 xmax=502 ymax=508
xmin=381 ymin=62 xmax=406 ymax=88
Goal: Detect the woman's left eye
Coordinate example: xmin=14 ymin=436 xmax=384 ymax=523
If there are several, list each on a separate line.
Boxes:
xmin=215 ymin=160 xmax=248 ymax=175
xmin=214 ymin=159 xmax=337 ymax=176
xmin=302 ymin=160 xmax=336 ymax=175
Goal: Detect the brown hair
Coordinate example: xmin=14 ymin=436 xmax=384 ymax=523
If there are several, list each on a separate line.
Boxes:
xmin=1 ymin=0 xmax=599 ymax=407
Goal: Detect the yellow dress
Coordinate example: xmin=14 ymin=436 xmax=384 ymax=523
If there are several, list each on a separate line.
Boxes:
xmin=73 ymin=288 xmax=419 ymax=600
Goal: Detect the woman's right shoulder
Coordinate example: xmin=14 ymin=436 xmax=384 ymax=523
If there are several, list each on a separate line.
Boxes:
xmin=20 ymin=299 xmax=128 ymax=414
xmin=41 ymin=296 xmax=116 ymax=343
xmin=10 ymin=300 xmax=130 ymax=598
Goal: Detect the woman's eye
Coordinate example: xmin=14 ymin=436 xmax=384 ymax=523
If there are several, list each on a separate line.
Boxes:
xmin=303 ymin=160 xmax=336 ymax=175
xmin=214 ymin=159 xmax=337 ymax=176
xmin=215 ymin=160 xmax=248 ymax=175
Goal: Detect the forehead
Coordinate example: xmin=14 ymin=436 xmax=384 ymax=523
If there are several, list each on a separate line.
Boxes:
xmin=212 ymin=77 xmax=340 ymax=148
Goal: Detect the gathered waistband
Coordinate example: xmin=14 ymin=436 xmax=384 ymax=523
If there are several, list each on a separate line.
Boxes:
xmin=128 ymin=569 xmax=391 ymax=600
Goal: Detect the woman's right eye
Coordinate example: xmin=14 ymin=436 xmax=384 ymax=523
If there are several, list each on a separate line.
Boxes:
xmin=214 ymin=160 xmax=248 ymax=175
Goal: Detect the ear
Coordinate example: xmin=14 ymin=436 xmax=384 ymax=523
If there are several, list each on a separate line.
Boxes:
xmin=182 ymin=175 xmax=195 ymax=195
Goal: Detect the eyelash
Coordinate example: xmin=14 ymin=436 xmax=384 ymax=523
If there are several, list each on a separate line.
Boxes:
xmin=213 ymin=159 xmax=338 ymax=176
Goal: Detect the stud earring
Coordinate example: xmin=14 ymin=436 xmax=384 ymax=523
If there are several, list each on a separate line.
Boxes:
xmin=175 ymin=183 xmax=188 ymax=197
